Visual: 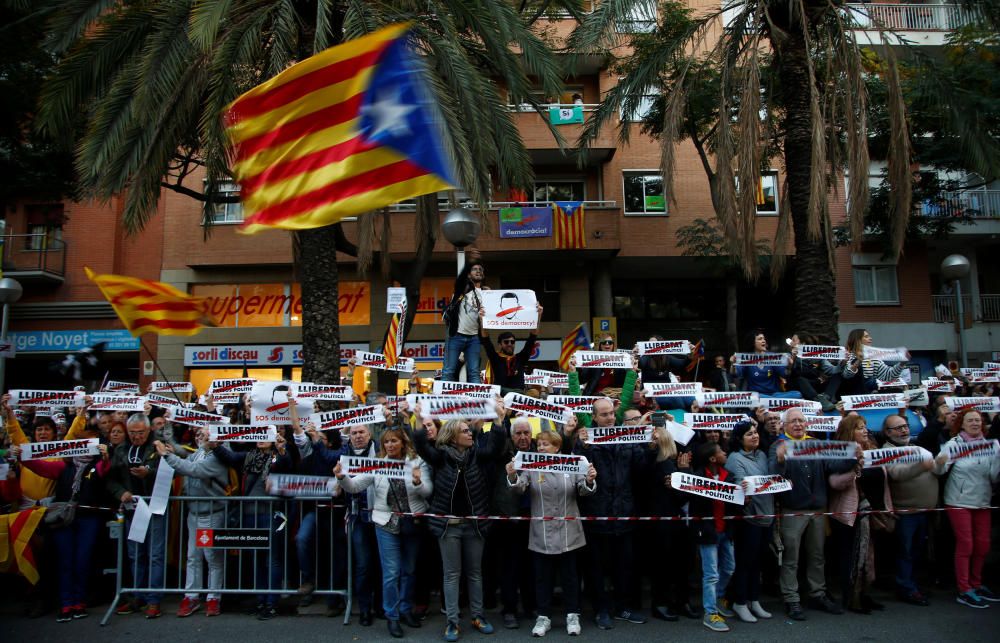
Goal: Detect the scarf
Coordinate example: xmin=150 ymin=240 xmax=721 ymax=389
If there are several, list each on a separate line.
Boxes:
xmin=383 ymin=466 xmax=412 ymax=534
xmin=245 ymin=448 xmax=272 ymax=475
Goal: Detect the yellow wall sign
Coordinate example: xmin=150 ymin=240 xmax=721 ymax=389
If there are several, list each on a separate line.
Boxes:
xmin=193 ymin=282 xmax=371 ymax=327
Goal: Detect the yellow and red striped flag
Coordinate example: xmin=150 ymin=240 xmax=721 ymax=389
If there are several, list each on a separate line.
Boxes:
xmin=0 ymin=507 xmax=46 ymax=585
xmin=85 ymin=267 xmax=211 ymax=336
xmin=553 ymin=201 xmax=586 ymax=249
xmin=382 ymin=298 xmax=407 ymax=368
xmin=559 ymin=322 xmax=591 ymax=371
xmin=224 ymin=23 xmax=457 ymax=234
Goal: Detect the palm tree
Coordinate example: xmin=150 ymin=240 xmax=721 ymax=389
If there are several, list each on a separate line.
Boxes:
xmin=575 ymin=0 xmax=914 ymax=342
xmin=33 ymin=0 xmax=591 ymax=383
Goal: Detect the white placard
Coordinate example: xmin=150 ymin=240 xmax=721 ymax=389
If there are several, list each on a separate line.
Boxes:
xmin=145 ymin=392 xmax=194 ymax=409
xmin=208 ymin=424 xmax=278 ymax=442
xmin=573 ymin=350 xmax=632 ymax=370
xmin=802 ymin=415 xmax=840 ymax=432
xmin=961 ymin=369 xmax=1000 ymax=383
xmin=128 ymin=497 xmax=152 ymax=543
xmin=635 ymin=340 xmax=691 ymax=356
xmin=420 ymin=396 xmax=497 ymax=420
xmin=89 ymin=393 xmax=146 ymax=412
xmin=386 ymin=287 xmax=406 ymax=313
xmin=147 ymin=458 xmax=175 ymax=515
xmin=644 ymin=381 xmax=702 ymax=397
xmin=923 ymin=378 xmax=956 ymax=393
xmin=103 ymin=380 xmax=140 ymax=394
xmin=841 ymin=394 xmax=906 ymax=411
xmin=292 ymin=383 xmax=355 ymax=402
xmin=341 ymin=455 xmax=408 ymax=479
xmin=584 ymin=425 xmax=653 ymax=445
xmin=670 ymin=472 xmax=745 ymax=505
xmin=732 ymin=353 xmax=789 ymax=367
xmin=9 ymin=389 xmax=82 ymax=407
xmin=760 ymin=397 xmax=823 ymax=413
xmin=785 ymin=439 xmax=858 ymax=460
xmin=503 ymin=393 xmax=571 ymax=423
xmin=983 ymin=361 xmax=1000 ymax=371
xmin=684 ymin=413 xmax=746 ymax=430
xmin=531 ymin=369 xmax=569 ymax=389
xmin=513 ymin=451 xmax=590 ymax=475
xmin=546 ymin=395 xmax=601 ymax=411
xmin=149 ymin=381 xmax=194 ymax=393
xmin=943 ymin=397 xmax=1000 ymax=412
xmin=309 ymin=405 xmax=382 ymax=431
xmin=743 ymin=474 xmax=793 ymax=495
xmin=862 ymin=346 xmax=909 ymax=362
xmin=209 ymin=378 xmax=256 ymax=396
xmin=354 ymin=350 xmax=415 ymax=373
xmin=523 ymin=372 xmax=550 ymax=388
xmin=432 ymin=380 xmax=501 ymax=400
xmin=480 ymin=289 xmax=539 ymax=330
xmin=665 ymin=419 xmax=695 ymax=446
xmin=166 ymin=407 xmax=231 ymax=427
xmin=20 ymin=438 xmax=99 ymax=460
xmin=268 ymin=474 xmax=338 ymax=497
xmin=795 ymin=345 xmax=847 ymax=361
xmin=696 ymin=391 xmax=760 ymax=408
xmin=941 ymin=439 xmax=1000 ymax=463
xmin=249 ymin=381 xmax=314 ymax=426
xmin=863 ymin=446 xmax=931 ymax=468
xmin=902 ymin=388 xmax=929 ymax=407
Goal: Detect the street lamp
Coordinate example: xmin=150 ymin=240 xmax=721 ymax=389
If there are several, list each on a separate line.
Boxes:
xmin=941 ymin=254 xmax=970 ymax=368
xmin=0 ymin=277 xmax=24 ymax=393
xmin=441 ymin=208 xmax=481 ymax=275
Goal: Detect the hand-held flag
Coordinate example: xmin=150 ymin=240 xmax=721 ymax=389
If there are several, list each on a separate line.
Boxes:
xmin=85 ymin=267 xmax=211 ymax=337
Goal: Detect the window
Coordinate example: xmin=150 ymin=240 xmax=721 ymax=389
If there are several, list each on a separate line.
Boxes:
xmin=205 ymin=180 xmax=243 ymax=224
xmin=623 ymin=171 xmax=666 ymax=215
xmin=533 ymin=180 xmax=585 ymax=203
xmin=25 ymin=224 xmax=62 ymax=251
xmin=616 ymin=0 xmax=657 ymax=33
xmin=620 ymin=87 xmax=659 ymax=122
xmin=852 ymin=254 xmax=899 ymax=305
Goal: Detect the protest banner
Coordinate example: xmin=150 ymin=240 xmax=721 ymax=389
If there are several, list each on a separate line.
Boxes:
xmin=696 ymin=391 xmax=760 ymax=408
xmin=923 ymin=378 xmax=956 ymax=393
xmin=354 ymin=350 xmax=415 ymax=373
xmin=983 ymin=361 xmax=1000 ymax=371
xmin=292 ymin=383 xmax=355 ymax=402
xmin=670 ymin=472 xmax=745 ymax=505
xmin=102 ymin=380 xmax=140 ymax=394
xmin=480 ymin=289 xmax=539 ymax=330
xmin=841 ymin=394 xmax=906 ymax=411
xmin=760 ymin=397 xmax=823 ymax=413
xmin=341 ymin=455 xmax=408 ymax=479
xmin=742 ymin=475 xmax=793 ymax=496
xmin=531 ymin=369 xmax=569 ymax=389
xmin=267 ymin=474 xmax=338 ymax=497
xmin=795 ymin=345 xmax=847 ymax=361
xmin=146 ymin=392 xmax=193 ymax=409
xmin=962 ymin=369 xmax=1000 ymax=383
xmin=209 ymin=378 xmax=256 ymax=396
xmin=149 ymin=381 xmax=194 ymax=393
xmin=208 ymin=424 xmax=278 ymax=442
xmin=863 ymin=446 xmax=931 ymax=468
xmin=635 ymin=340 xmax=691 ymax=356
xmin=877 ymin=369 xmax=912 ymax=388
xmin=432 ymin=380 xmax=501 ymax=400
xmin=785 ymin=439 xmax=858 ymax=460
xmin=941 ymin=439 xmax=1000 ymax=463
xmin=584 ymin=425 xmax=653 ymax=445
xmin=862 ymin=346 xmax=909 ymax=362
xmin=20 ymin=438 xmax=99 ymax=460
xmin=249 ymin=381 xmax=315 ymax=426
xmin=547 ymin=395 xmax=602 ymax=411
xmin=665 ymin=420 xmax=695 ymax=446
xmin=89 ymin=393 xmax=146 ymax=412
xmin=943 ymin=397 xmax=1000 ymax=413
xmin=166 ymin=407 xmax=231 ymax=428
xmin=523 ymin=372 xmax=550 ymax=388
xmin=309 ymin=405 xmax=382 ymax=431
xmin=902 ymin=388 xmax=930 ymax=407
xmin=802 ymin=415 xmax=840 ymax=433
xmin=9 ymin=389 xmax=82 ymax=408
xmin=513 ymin=451 xmax=590 ymax=475
xmin=573 ymin=350 xmax=633 ymax=370
xmin=503 ymin=393 xmax=570 ymax=423
xmin=420 ymin=396 xmax=497 ymax=420
xmin=732 ymin=353 xmax=789 ymax=367
xmin=684 ymin=413 xmax=746 ymax=431
xmin=644 ymin=381 xmax=703 ymax=397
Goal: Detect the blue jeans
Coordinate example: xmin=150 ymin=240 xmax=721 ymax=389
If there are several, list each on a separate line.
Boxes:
xmin=52 ymin=515 xmax=102 ymax=608
xmin=296 ymin=510 xmax=318 ymax=583
xmin=126 ymin=512 xmax=166 ymax=605
xmin=375 ymin=526 xmax=420 ymax=619
xmin=895 ymin=513 xmax=929 ymax=594
xmin=442 ymin=333 xmax=481 ymax=383
xmin=699 ymin=533 xmax=735 ymax=615
xmin=351 ymin=516 xmax=378 ymax=613
xmin=246 ymin=509 xmax=285 ymax=606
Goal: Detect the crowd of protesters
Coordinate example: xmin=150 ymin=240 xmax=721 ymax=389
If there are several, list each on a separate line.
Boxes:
xmin=2 ymin=325 xmax=1000 ymax=640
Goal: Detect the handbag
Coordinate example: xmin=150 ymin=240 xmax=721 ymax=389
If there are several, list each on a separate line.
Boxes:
xmin=44 ymin=461 xmax=88 ymax=529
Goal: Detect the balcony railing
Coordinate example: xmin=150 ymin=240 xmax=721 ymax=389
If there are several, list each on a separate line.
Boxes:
xmin=920 ymin=190 xmax=1000 ymax=218
xmin=505 ymin=103 xmax=600 ymax=113
xmin=386 ymin=199 xmax=617 ymax=212
xmin=1 ymin=233 xmax=67 ymax=282
xmin=846 ymin=3 xmax=982 ymax=31
xmin=933 ymin=294 xmax=1000 ymax=322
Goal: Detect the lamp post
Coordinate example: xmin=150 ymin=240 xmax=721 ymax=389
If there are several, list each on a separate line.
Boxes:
xmin=941 ymin=254 xmax=970 ymax=368
xmin=441 ymin=208 xmax=481 ymax=275
xmin=0 ymin=277 xmax=24 ymax=393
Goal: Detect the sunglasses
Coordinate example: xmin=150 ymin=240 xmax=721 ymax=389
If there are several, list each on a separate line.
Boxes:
xmin=600 ymin=340 xmax=614 ymax=345
xmin=500 ymin=339 xmax=516 ymax=345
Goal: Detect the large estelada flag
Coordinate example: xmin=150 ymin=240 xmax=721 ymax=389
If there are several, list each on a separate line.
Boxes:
xmin=85 ymin=267 xmax=211 ymax=336
xmin=224 ymin=24 xmax=458 ymax=234
xmin=559 ymin=322 xmax=591 ymax=371
xmin=553 ymin=201 xmax=586 ymax=249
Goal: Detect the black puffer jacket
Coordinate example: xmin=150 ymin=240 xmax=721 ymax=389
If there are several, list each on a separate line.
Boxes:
xmin=573 ymin=441 xmax=649 ymax=535
xmin=414 ymin=427 xmax=506 ymax=537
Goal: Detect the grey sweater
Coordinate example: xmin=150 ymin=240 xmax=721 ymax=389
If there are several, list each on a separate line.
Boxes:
xmin=164 ymin=447 xmax=230 ymax=514
xmin=726 ymin=449 xmax=774 ymax=526
xmin=768 ymin=436 xmax=830 ymax=510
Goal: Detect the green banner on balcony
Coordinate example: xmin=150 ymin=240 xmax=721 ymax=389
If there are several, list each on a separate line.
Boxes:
xmin=548 ymin=105 xmax=583 ymax=125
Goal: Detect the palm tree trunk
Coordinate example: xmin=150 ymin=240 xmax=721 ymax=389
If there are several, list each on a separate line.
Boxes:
xmin=297 ymin=225 xmax=342 ymax=383
xmin=776 ymin=32 xmax=840 ymax=343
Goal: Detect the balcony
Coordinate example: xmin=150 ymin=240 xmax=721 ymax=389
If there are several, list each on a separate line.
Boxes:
xmin=1 ymin=233 xmax=66 ymax=284
xmin=933 ymin=294 xmax=1000 ymax=323
xmin=505 ymin=104 xmax=617 ymax=166
xmin=920 ymin=190 xmax=1000 ymax=218
xmin=846 ymin=3 xmax=983 ymax=46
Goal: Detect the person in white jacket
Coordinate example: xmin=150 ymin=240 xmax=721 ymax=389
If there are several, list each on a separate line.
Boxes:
xmin=933 ymin=409 xmax=1000 ymax=609
xmin=335 ymin=428 xmax=433 ymax=638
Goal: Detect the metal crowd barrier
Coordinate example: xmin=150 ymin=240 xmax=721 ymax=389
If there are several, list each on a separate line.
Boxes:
xmin=101 ymin=495 xmax=353 ymax=626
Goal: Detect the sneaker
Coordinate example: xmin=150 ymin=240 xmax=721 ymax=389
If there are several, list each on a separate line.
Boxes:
xmin=975 ymin=586 xmax=1000 ymax=603
xmin=257 ymin=605 xmax=278 ymax=620
xmin=71 ymin=606 xmax=89 ymax=620
xmin=808 ymin=593 xmax=844 ymax=615
xmin=444 ymin=620 xmax=460 ymax=642
xmin=205 ymin=599 xmax=221 ymax=617
xmin=144 ymin=604 xmax=162 ymax=619
xmin=732 ymin=603 xmax=757 ymax=623
xmin=595 ymin=612 xmax=614 ymax=630
xmin=614 ymin=609 xmax=647 ymax=624
xmin=785 ymin=602 xmax=806 ymax=621
xmin=177 ymin=597 xmax=201 ymax=618
xmin=816 ymin=393 xmax=836 ymax=412
xmin=503 ymin=613 xmax=519 ymax=629
xmin=531 ymin=615 xmax=551 ymax=637
xmin=56 ymin=608 xmax=73 ymax=623
xmin=899 ymin=590 xmax=929 ymax=607
xmin=297 ymin=581 xmax=315 ymax=595
xmin=115 ymin=601 xmax=138 ymax=616
xmin=652 ymin=605 xmax=678 ymax=622
xmin=245 ymin=603 xmax=263 ymax=616
xmin=566 ymin=613 xmax=581 ymax=636
xmin=957 ymin=592 xmax=989 ymax=609
xmin=749 ymin=601 xmax=772 ymax=619
xmin=716 ymin=599 xmax=735 ymax=618
xmin=471 ymin=616 xmax=494 ymax=634
xmin=703 ymin=613 xmax=730 ymax=633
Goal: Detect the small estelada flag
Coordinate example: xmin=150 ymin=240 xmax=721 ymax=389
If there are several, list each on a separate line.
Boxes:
xmin=85 ymin=267 xmax=212 ymax=336
xmin=382 ymin=297 xmax=407 ymax=368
